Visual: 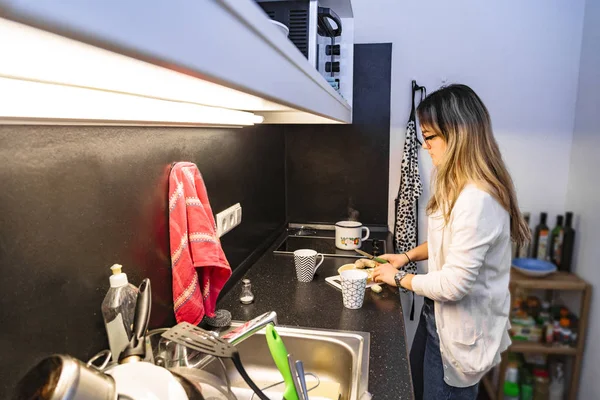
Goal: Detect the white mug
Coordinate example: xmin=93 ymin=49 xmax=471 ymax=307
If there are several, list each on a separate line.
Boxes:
xmin=335 ymin=221 xmax=370 ymax=250
xmin=340 ymin=270 xmax=368 ymax=309
xmin=293 ymin=249 xmax=324 ymax=282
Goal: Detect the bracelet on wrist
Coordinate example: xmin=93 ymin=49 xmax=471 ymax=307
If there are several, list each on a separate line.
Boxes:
xmin=403 ymin=252 xmax=412 ymax=263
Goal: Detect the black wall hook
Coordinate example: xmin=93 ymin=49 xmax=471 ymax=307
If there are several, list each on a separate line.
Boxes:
xmin=412 ymin=80 xmax=427 ymax=104
xmin=411 ymin=80 xmax=427 ymax=145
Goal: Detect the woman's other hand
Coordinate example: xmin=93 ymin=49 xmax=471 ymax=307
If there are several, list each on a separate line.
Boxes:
xmin=378 ymin=253 xmax=409 ymax=269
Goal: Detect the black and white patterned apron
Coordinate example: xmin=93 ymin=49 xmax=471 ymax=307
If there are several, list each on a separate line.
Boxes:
xmin=394 ymin=93 xmax=424 ymax=270
xmin=394 ymin=83 xmax=424 ymax=319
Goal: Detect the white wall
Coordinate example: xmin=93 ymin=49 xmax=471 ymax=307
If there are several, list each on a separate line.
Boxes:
xmin=565 ymin=0 xmax=600 ymax=397
xmin=352 ymin=0 xmax=586 ymax=343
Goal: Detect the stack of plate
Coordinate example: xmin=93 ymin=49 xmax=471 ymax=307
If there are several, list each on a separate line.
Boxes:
xmin=511 ymin=258 xmax=557 ymax=277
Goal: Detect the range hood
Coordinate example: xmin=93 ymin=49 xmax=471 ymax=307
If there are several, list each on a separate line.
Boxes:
xmin=0 ymin=0 xmax=352 ymax=127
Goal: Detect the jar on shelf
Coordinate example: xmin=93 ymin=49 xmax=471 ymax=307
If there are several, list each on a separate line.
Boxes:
xmin=533 ymin=369 xmax=550 ymax=400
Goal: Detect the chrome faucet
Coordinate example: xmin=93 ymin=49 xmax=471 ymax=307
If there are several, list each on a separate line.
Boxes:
xmin=220 ymin=311 xmax=278 ymax=346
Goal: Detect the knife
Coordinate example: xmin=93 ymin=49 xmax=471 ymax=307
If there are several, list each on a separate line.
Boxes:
xmin=288 ymin=355 xmax=305 ymax=400
xmin=355 ymin=249 xmax=387 ymax=264
xmin=295 ymin=360 xmax=309 ymax=400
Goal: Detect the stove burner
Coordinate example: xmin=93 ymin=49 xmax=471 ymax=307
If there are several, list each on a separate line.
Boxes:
xmin=286 ymin=227 xmax=318 ymax=237
xmin=274 ymin=235 xmax=386 ymax=258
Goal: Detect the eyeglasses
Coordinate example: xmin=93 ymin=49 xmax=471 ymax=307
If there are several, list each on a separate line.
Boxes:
xmin=422 ymin=133 xmax=439 ymax=147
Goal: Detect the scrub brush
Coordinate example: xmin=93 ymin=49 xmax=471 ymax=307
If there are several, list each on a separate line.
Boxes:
xmin=203 ymin=309 xmax=232 ymax=328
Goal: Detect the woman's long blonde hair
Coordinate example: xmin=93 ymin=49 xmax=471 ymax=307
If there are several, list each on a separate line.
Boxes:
xmin=417 ymin=84 xmax=530 ymax=246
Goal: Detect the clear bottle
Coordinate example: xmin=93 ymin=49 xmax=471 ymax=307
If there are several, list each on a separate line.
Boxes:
xmin=549 ymin=362 xmax=565 ymax=400
xmin=101 ymin=264 xmax=139 ymax=362
xmin=239 ymin=278 xmax=255 ymax=304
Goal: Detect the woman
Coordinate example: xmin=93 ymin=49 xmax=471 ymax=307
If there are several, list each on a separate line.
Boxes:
xmin=372 ymin=84 xmax=529 ymax=400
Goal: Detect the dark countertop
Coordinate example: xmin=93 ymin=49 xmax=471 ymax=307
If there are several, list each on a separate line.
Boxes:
xmin=217 ymin=230 xmax=413 ymax=399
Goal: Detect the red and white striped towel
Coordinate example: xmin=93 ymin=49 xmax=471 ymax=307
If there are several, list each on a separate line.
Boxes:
xmin=168 ymin=162 xmax=231 ymax=325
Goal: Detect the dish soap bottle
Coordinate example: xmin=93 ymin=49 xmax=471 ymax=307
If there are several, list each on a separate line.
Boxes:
xmin=101 ymin=264 xmax=139 ymax=362
xmin=532 ymin=212 xmax=549 ymax=260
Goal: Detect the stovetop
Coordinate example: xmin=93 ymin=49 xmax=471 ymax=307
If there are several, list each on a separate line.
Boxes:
xmin=274 ymin=235 xmax=386 ymax=258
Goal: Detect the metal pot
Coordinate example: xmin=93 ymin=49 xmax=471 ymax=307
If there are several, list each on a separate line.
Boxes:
xmin=12 ymin=354 xmax=116 ymax=400
xmin=14 ymin=279 xmax=204 ymax=400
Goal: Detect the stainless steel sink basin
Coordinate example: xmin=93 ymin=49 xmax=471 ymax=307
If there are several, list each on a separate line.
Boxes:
xmin=202 ymin=323 xmax=370 ymax=400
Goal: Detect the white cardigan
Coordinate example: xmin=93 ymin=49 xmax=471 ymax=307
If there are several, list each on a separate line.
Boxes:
xmin=411 ymin=184 xmax=512 ymax=387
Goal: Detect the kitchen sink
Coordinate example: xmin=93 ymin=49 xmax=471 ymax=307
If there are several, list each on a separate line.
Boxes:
xmin=201 ymin=323 xmax=370 ymax=400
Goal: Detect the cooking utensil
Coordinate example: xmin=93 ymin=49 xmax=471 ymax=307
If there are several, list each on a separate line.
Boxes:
xmin=106 ymin=278 xmax=199 ymax=399
xmin=16 ymin=279 xmax=200 ymax=400
xmin=162 ymin=321 xmax=270 ymax=400
xmin=295 ymin=360 xmax=310 ymax=400
xmin=169 ymin=370 xmax=206 ymax=400
xmin=107 ymin=361 xmax=192 ymax=399
xmin=265 ymin=324 xmax=299 ymax=400
xmin=119 ymin=278 xmax=151 ymax=363
xmin=12 ymin=354 xmax=116 ymax=400
xmin=354 ymin=249 xmax=387 ymax=264
xmin=14 ymin=278 xmax=191 ymax=400
xmin=170 ymin=367 xmax=236 ymax=400
xmin=288 ymin=354 xmax=304 ymax=400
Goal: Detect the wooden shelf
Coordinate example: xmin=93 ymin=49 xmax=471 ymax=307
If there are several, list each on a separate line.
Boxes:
xmin=509 ymin=341 xmax=578 ymax=355
xmin=510 ymin=269 xmax=588 ymax=290
xmin=491 ymin=270 xmax=592 ymax=400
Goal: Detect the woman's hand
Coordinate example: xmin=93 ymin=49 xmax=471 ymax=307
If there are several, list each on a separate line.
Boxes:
xmin=372 ymin=263 xmax=415 ymax=290
xmin=372 ymin=263 xmax=399 ymax=286
xmin=378 ymin=253 xmax=410 ymax=269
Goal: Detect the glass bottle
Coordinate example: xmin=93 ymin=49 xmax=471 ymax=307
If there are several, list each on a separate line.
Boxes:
xmin=518 ymin=212 xmax=532 ymax=258
xmin=550 ymin=215 xmax=564 ymax=267
xmin=560 ymin=212 xmax=575 ymax=272
xmin=239 ymin=278 xmax=255 ymax=304
xmin=533 ymin=212 xmax=549 ymax=260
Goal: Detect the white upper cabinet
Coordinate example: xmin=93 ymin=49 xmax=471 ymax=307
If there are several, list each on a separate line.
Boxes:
xmin=0 ymin=0 xmax=353 ymax=126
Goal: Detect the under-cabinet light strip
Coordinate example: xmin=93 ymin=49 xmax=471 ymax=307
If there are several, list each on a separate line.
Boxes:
xmin=0 ymin=17 xmax=277 ymax=125
xmin=0 ymin=76 xmax=264 ymax=126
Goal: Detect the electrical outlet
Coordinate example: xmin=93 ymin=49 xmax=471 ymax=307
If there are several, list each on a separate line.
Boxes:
xmin=216 ymin=203 xmax=242 ymax=237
